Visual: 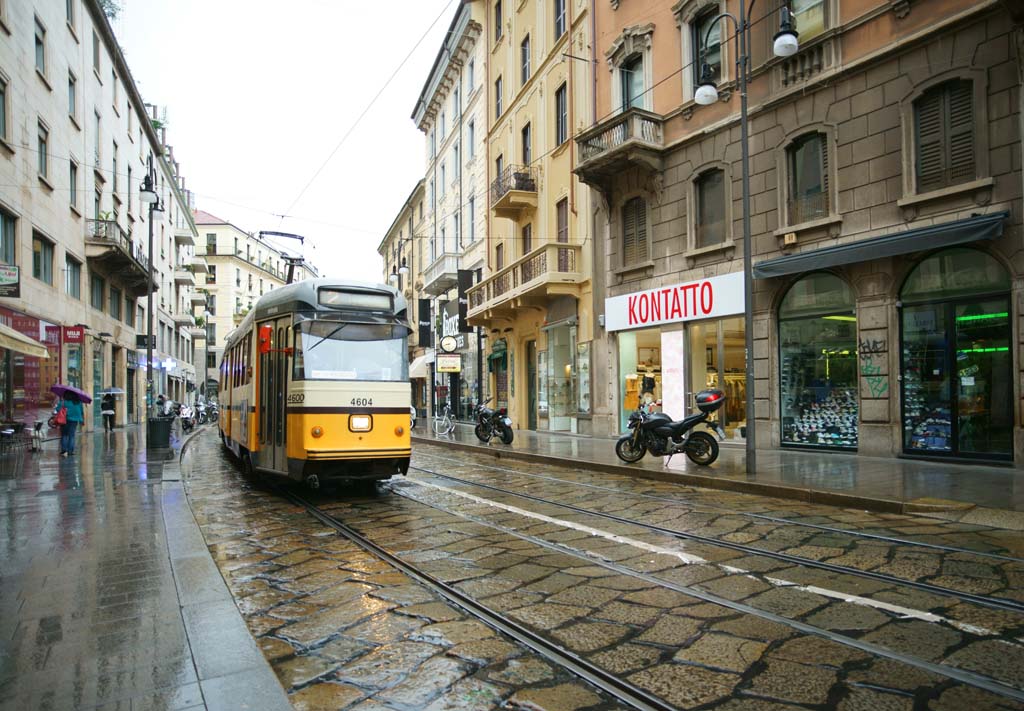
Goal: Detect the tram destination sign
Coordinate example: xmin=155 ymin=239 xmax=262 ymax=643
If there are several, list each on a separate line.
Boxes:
xmin=604 ymin=271 xmax=745 ymax=332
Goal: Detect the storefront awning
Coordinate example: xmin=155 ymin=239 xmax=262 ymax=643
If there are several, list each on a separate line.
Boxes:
xmin=753 ymin=211 xmax=1009 ymax=279
xmin=409 ymin=353 xmax=433 ymax=379
xmin=487 ymin=349 xmax=507 ymax=373
xmin=0 ymin=323 xmax=49 ymax=359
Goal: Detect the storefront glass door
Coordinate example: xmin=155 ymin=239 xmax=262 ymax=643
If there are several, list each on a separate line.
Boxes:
xmin=689 ymin=317 xmax=745 ymax=439
xmin=902 ymin=298 xmax=1012 ymax=458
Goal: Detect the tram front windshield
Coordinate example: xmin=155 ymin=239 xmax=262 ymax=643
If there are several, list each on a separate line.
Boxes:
xmin=293 ymin=321 xmax=408 ymax=382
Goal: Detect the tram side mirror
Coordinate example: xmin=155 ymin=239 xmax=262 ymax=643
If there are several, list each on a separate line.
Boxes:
xmin=258 ymin=324 xmax=273 ymax=354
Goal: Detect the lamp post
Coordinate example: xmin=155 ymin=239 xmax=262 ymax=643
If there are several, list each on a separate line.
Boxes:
xmin=139 ymin=167 xmax=163 ymax=440
xmin=694 ymin=2 xmax=798 ymax=475
xmin=202 ymin=309 xmax=212 ymax=402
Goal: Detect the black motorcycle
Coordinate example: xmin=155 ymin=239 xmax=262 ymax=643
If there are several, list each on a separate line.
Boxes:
xmin=473 ymin=399 xmax=514 ymax=444
xmin=615 ymin=389 xmax=726 ymax=465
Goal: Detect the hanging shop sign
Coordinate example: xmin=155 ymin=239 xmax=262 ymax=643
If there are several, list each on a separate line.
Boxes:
xmin=0 ymin=266 xmax=20 ymax=298
xmin=441 ymin=301 xmax=467 ymax=349
xmin=64 ymin=326 xmax=85 ymax=344
xmin=604 ymin=271 xmax=745 ymax=332
xmin=457 ymin=269 xmax=474 ymax=333
xmin=418 ymin=299 xmax=432 ymax=346
xmin=436 ymin=353 xmax=462 ymax=373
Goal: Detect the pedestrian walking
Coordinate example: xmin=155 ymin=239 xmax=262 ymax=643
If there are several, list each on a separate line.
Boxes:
xmin=54 ymin=393 xmax=85 ymax=457
xmin=101 ymin=393 xmax=115 ymax=432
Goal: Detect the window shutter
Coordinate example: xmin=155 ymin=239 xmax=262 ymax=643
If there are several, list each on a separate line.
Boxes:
xmin=623 ymin=200 xmax=637 ymax=266
xmin=636 ymin=201 xmax=648 ymax=262
xmin=947 ymin=80 xmax=975 ymax=183
xmin=915 ymin=89 xmax=945 ymax=192
xmin=819 ymin=134 xmax=830 ymax=214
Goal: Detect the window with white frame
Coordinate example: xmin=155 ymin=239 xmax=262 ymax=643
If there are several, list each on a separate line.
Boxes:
xmin=521 ymin=35 xmax=531 ymax=85
xmin=554 ymin=0 xmax=566 ymax=40
xmin=468 ymin=59 xmax=475 ymax=89
xmin=67 ymin=70 xmax=77 ymax=120
xmin=607 ymin=24 xmax=654 ymax=113
xmin=555 ymin=83 xmax=567 ymax=145
xmin=69 ymin=159 xmax=78 ymax=208
xmin=693 ymin=8 xmax=721 ymax=86
xmin=495 ymin=76 xmax=503 ymax=117
xmin=34 ymin=17 xmax=47 ymax=77
xmin=37 ymin=121 xmax=48 ymax=180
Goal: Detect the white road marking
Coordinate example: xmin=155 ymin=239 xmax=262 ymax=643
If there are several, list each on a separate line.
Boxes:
xmin=408 ymin=478 xmax=998 ymax=637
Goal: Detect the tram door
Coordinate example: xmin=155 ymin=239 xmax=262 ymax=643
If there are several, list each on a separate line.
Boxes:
xmin=258 ymin=318 xmax=292 ymax=472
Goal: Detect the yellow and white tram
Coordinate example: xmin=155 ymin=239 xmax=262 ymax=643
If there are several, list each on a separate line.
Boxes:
xmin=218 ymin=279 xmax=412 ymax=486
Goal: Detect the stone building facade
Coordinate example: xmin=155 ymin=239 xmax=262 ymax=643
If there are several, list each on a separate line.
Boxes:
xmin=0 ymin=0 xmax=203 ymax=427
xmin=578 ymin=0 xmax=1023 ymax=462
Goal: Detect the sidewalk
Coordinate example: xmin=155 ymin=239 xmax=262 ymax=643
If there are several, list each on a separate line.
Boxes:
xmin=412 ymin=424 xmax=1024 ymax=526
xmin=0 ymin=425 xmax=289 ymax=711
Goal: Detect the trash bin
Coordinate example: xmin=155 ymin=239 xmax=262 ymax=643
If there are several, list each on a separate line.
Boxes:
xmin=147 ymin=416 xmax=173 ymax=448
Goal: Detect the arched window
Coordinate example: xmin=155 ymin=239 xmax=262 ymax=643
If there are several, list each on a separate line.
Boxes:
xmin=900 ymin=248 xmax=1012 ymax=458
xmin=778 ymin=272 xmax=857 ymax=449
xmin=621 ymin=197 xmax=648 ymax=267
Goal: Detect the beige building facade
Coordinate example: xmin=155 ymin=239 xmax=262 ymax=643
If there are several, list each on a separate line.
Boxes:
xmin=409 ymin=0 xmax=491 ymax=421
xmin=0 ymin=0 xmax=204 ymax=428
xmin=469 ymin=0 xmax=599 ymax=433
xmin=578 ymin=0 xmax=1024 ymax=461
xmin=193 ymin=210 xmax=316 ymax=395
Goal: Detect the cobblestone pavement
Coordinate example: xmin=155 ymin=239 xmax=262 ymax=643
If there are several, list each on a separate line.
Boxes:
xmin=186 ymin=432 xmax=1024 ymax=709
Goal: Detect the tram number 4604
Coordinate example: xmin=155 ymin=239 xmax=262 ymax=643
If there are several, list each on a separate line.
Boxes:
xmin=350 ymin=398 xmax=373 ymax=407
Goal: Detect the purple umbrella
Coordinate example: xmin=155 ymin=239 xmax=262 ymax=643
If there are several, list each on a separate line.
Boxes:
xmin=51 ymin=383 xmax=93 ymax=404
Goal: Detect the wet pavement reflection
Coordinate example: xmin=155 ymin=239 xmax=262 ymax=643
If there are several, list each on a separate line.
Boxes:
xmin=0 ymin=427 xmax=202 ymax=711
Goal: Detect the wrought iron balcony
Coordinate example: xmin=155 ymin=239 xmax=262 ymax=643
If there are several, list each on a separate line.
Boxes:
xmin=84 ymin=219 xmax=154 ymax=297
xmin=575 ymin=108 xmax=664 ymax=190
xmin=422 ymin=252 xmax=460 ymax=296
xmin=467 ymin=242 xmax=584 ymax=320
xmin=490 ymin=164 xmax=538 ymax=219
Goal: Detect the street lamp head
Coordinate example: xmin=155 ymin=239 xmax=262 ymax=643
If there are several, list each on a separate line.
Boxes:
xmin=151 ymin=199 xmax=165 ymax=216
xmin=388 ymin=268 xmax=399 ymax=286
xmin=398 ymin=257 xmax=410 ymax=276
xmin=140 ymin=175 xmax=158 ymax=204
xmin=773 ymin=7 xmax=800 ymax=57
xmin=694 ymin=63 xmax=719 ymax=105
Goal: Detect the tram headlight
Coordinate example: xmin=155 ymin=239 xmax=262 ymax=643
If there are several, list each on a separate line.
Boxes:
xmin=311 ymin=426 xmax=324 ymax=438
xmin=394 ymin=426 xmax=404 ymax=436
xmin=349 ymin=415 xmax=372 ymax=432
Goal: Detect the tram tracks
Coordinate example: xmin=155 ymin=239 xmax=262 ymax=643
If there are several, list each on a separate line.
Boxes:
xmin=412 ymin=449 xmax=1024 ymax=564
xmin=408 ymin=463 xmax=1024 ymax=617
xmin=283 ymin=483 xmax=1024 ymax=707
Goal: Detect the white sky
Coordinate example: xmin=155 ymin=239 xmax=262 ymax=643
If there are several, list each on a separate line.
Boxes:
xmin=115 ymin=0 xmax=455 ymax=279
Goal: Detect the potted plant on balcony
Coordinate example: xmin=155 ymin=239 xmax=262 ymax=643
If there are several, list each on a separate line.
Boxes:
xmin=512 ymin=171 xmax=535 ymax=191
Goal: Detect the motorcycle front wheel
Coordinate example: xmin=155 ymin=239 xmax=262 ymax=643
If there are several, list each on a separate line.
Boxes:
xmin=474 ymin=423 xmax=491 ymax=442
xmin=685 ymin=431 xmax=719 ymax=465
xmin=615 ymin=434 xmax=646 ymax=463
xmin=499 ymin=425 xmax=514 ymax=444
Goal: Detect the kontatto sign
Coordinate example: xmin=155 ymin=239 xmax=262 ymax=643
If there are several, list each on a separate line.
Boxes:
xmin=605 ymin=272 xmax=745 ymax=332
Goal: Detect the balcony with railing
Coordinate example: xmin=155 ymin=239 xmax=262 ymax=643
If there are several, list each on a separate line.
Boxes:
xmin=467 ymin=242 xmax=585 ymax=320
xmin=575 ymin=108 xmax=664 ymax=190
xmin=172 ymin=312 xmax=194 ymax=327
xmin=84 ymin=219 xmax=153 ymax=297
xmin=188 ymin=255 xmax=209 ymax=274
xmin=490 ymin=164 xmax=538 ymax=219
xmin=174 ymin=265 xmax=195 ymax=286
xmin=189 ymin=292 xmax=208 ymax=306
xmin=422 ymin=252 xmax=460 ymax=296
xmin=174 ymin=227 xmax=196 ymax=246
xmin=187 ymin=327 xmax=207 ymax=339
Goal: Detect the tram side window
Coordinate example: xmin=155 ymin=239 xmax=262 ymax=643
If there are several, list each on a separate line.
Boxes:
xmin=244 ymin=334 xmax=252 ymax=385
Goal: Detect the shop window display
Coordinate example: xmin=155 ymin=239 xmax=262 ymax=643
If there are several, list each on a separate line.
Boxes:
xmin=779 ymin=273 xmax=858 ymax=449
xmin=900 ymin=249 xmax=1012 ymax=459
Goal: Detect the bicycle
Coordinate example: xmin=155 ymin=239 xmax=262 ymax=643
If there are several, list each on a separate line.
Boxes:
xmin=432 ymin=401 xmax=456 ymax=436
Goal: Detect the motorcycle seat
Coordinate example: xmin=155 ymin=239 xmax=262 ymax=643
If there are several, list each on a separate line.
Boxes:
xmin=657 ymin=412 xmax=706 ymax=436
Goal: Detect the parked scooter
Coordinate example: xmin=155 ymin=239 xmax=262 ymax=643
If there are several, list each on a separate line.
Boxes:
xmin=196 ymin=401 xmax=208 ymax=425
xmin=615 ymin=389 xmax=726 ymax=465
xmin=473 ymin=399 xmax=514 ymax=445
xmin=177 ymin=403 xmax=196 ymax=433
